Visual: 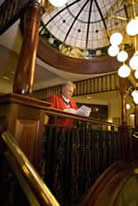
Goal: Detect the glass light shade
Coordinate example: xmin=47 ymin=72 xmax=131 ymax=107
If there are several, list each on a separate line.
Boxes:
xmin=110 ymin=32 xmax=123 ymax=45
xmin=118 ymin=64 xmax=130 ymax=78
xmin=117 ymin=50 xmax=128 ymax=62
xmin=132 ymin=90 xmax=138 ymax=97
xmin=49 ymin=0 xmax=68 ymax=7
xmin=129 ymin=55 xmax=138 ymax=70
xmin=133 ymin=96 xmax=138 ymax=104
xmin=126 ymin=19 xmax=138 ymax=36
xmin=135 ymin=70 xmax=138 ymax=79
xmin=83 ymin=50 xmax=89 ymax=57
xmin=108 ymin=45 xmax=119 ymax=57
xmin=126 ymin=104 xmax=130 ymax=110
xmin=48 ymin=37 xmax=54 ymax=44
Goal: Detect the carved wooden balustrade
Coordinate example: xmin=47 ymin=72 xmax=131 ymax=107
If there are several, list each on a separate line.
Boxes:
xmin=33 ymin=73 xmax=120 ymax=99
xmin=41 ymin=108 xmax=131 ymax=206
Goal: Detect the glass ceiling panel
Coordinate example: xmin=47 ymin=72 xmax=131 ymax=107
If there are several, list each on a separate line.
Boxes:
xmin=40 ymin=0 xmax=134 ymax=58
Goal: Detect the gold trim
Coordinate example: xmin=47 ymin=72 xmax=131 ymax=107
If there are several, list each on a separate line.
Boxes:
xmin=110 ymin=15 xmax=127 ymax=21
xmin=1 ymin=131 xmax=60 ymax=206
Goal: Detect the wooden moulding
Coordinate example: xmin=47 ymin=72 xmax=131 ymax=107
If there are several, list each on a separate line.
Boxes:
xmin=81 ymin=161 xmax=132 ymax=206
xmin=0 ymin=93 xmax=50 ymax=109
xmin=38 ymin=38 xmax=121 ymax=74
xmin=0 ymin=93 xmax=50 ymax=172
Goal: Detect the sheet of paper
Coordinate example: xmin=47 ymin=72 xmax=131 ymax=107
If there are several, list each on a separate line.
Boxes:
xmin=64 ymin=105 xmax=91 ymax=117
xmin=76 ymin=105 xmax=91 ymax=117
xmin=64 ymin=108 xmax=77 ymax=114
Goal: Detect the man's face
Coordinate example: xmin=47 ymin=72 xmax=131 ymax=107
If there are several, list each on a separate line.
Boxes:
xmin=62 ymin=85 xmax=74 ymax=99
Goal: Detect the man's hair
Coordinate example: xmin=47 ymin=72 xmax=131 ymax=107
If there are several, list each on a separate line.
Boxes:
xmin=62 ymin=81 xmax=76 ymax=90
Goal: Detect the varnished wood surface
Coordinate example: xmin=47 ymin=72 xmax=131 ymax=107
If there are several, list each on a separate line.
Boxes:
xmin=0 ymin=93 xmax=50 ymax=171
xmin=13 ymin=1 xmax=42 ymax=94
xmin=0 ymin=93 xmax=119 ymax=127
xmin=1 ymin=131 xmax=60 ymax=206
xmin=0 ymin=93 xmax=50 ymax=109
xmin=38 ymin=38 xmax=121 ymax=74
xmin=44 ymin=106 xmax=119 ymax=127
xmin=81 ymin=161 xmax=134 ymax=206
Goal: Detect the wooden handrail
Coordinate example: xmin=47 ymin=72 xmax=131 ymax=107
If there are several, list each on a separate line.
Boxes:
xmin=1 ymin=131 xmax=60 ymax=206
xmin=44 ymin=106 xmax=120 ymax=128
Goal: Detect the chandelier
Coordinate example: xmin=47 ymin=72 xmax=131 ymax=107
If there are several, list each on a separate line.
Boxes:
xmin=108 ymin=0 xmax=138 ymax=79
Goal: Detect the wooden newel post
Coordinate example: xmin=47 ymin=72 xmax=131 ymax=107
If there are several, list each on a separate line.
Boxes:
xmin=13 ymin=0 xmax=42 ymax=94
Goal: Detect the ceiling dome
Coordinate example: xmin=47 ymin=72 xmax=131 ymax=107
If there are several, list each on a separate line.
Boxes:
xmin=40 ymin=0 xmax=131 ymax=58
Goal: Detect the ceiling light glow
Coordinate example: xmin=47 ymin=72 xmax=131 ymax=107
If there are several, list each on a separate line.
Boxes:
xmin=110 ymin=32 xmax=123 ymax=45
xmin=126 ymin=19 xmax=138 ymax=36
xmin=49 ymin=0 xmax=68 ymax=7
xmin=108 ymin=45 xmax=120 ymax=56
xmin=118 ymin=64 xmax=130 ymax=78
xmin=117 ymin=50 xmax=128 ymax=62
xmin=129 ymin=55 xmax=138 ymax=70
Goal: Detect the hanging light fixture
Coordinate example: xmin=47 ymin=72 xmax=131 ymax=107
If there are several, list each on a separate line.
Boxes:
xmin=118 ymin=64 xmax=131 ymax=78
xmin=48 ymin=0 xmax=68 ymax=7
xmin=110 ymin=32 xmax=123 ymax=45
xmin=108 ymin=45 xmax=120 ymax=57
xmin=126 ymin=19 xmax=138 ymax=36
xmin=131 ymin=90 xmax=138 ymax=104
xmin=117 ymin=50 xmax=128 ymax=62
xmin=126 ymin=104 xmax=131 ymax=110
xmin=134 ymin=70 xmax=138 ymax=79
xmin=129 ymin=54 xmax=138 ymax=70
xmin=108 ymin=0 xmax=138 ymax=80
xmin=133 ymin=96 xmax=138 ymax=104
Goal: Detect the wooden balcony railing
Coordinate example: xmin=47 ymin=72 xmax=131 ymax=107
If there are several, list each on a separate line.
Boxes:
xmin=33 ymin=73 xmax=120 ymax=100
xmin=0 ymin=131 xmax=60 ymax=206
xmin=41 ymin=108 xmax=125 ymax=205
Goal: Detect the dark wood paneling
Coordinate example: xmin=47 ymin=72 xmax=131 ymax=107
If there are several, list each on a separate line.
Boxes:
xmin=0 ymin=93 xmax=50 ymax=171
xmin=15 ymin=119 xmax=39 ymax=162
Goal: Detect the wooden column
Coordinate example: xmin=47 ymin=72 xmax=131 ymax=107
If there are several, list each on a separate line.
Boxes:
xmin=119 ymin=78 xmax=128 ymax=126
xmin=13 ymin=0 xmax=42 ymax=94
xmin=134 ymin=87 xmax=138 ymax=129
xmin=132 ymin=90 xmax=138 ymax=160
xmin=119 ymin=77 xmax=132 ymax=161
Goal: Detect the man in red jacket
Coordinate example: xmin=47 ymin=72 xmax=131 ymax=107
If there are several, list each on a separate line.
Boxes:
xmin=48 ymin=81 xmax=78 ymax=127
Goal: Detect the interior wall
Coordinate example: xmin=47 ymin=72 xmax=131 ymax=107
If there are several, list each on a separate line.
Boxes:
xmin=0 ymin=20 xmax=22 ymax=54
xmin=74 ymin=91 xmax=122 ymax=124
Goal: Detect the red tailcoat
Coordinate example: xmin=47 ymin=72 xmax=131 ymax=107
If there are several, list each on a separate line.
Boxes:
xmin=48 ymin=95 xmax=78 ymax=127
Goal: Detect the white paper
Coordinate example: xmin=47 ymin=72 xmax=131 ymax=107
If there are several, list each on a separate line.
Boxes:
xmin=64 ymin=108 xmax=77 ymax=114
xmin=64 ymin=105 xmax=91 ymax=117
xmin=76 ymin=105 xmax=91 ymax=117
